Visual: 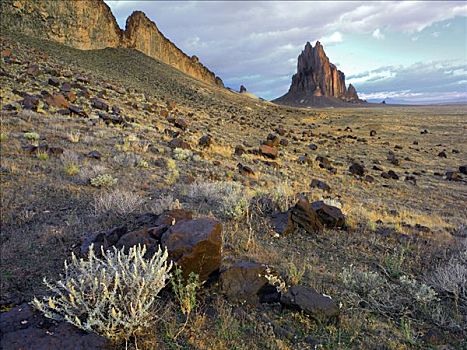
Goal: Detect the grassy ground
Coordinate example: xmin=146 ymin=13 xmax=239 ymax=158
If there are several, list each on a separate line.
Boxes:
xmin=1 ymin=33 xmax=466 ymax=349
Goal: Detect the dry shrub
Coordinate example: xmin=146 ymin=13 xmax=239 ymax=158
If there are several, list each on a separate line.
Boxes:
xmin=94 ymin=188 xmax=144 ymax=217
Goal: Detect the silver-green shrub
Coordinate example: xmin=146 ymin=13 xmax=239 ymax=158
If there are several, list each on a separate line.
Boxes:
xmin=32 ymin=244 xmax=172 ymax=343
xmin=187 ymin=180 xmax=249 ymax=219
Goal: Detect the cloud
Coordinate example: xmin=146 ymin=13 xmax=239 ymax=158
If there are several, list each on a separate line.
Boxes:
xmin=350 ymin=60 xmax=467 ymax=103
xmin=104 ymin=1 xmax=467 ymax=102
xmin=321 ymin=31 xmax=343 ymax=44
xmin=372 ymin=28 xmax=385 ymax=39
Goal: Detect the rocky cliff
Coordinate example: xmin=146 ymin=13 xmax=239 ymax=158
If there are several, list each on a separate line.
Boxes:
xmin=274 ymin=41 xmax=361 ymax=106
xmin=0 ymin=0 xmax=223 ymax=87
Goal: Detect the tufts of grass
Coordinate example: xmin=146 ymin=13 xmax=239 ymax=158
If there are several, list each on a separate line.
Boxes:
xmin=36 ymin=150 xmax=49 ymax=161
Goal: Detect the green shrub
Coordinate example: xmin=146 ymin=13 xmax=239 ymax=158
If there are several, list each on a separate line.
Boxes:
xmin=36 ymin=151 xmax=49 ymax=161
xmin=24 ymin=132 xmax=40 ymax=141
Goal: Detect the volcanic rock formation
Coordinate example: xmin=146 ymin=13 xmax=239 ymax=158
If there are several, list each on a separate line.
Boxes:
xmin=274 ymin=41 xmax=361 ymax=107
xmin=0 ymin=0 xmax=223 ymax=87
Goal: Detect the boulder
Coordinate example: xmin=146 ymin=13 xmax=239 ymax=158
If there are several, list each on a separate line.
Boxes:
xmin=280 ymin=285 xmax=339 ymax=321
xmin=115 ymin=227 xmax=161 ymax=254
xmin=310 ymin=179 xmax=331 ymax=192
xmin=446 ymin=171 xmax=461 ymax=181
xmin=460 ymin=165 xmax=467 ymax=175
xmin=48 ymin=77 xmax=60 ymax=87
xmin=290 ymin=198 xmax=323 ymax=233
xmin=161 ymin=218 xmax=222 ymax=281
xmin=237 ymin=163 xmax=256 ymax=178
xmin=259 ymin=145 xmax=278 ymax=159
xmin=349 ymin=163 xmax=365 ymax=176
xmin=270 ymin=210 xmax=295 ymax=236
xmin=45 ymin=93 xmax=69 ymax=108
xmin=174 ymin=118 xmax=188 ymax=130
xmin=0 ymin=304 xmax=109 ymax=350
xmin=198 ymin=134 xmax=212 ymax=148
xmin=168 ymin=138 xmax=191 ymax=150
xmin=311 ymin=201 xmax=345 ymax=228
xmin=220 ymin=260 xmax=268 ymax=304
xmin=91 ymin=97 xmax=109 ymax=111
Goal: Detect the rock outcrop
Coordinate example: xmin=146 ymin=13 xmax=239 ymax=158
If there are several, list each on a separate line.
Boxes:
xmin=0 ymin=0 xmax=223 ymax=87
xmin=273 ymin=41 xmax=362 ymax=107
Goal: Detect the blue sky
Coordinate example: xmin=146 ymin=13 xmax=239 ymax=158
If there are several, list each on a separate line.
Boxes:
xmin=105 ymin=1 xmax=467 ymax=104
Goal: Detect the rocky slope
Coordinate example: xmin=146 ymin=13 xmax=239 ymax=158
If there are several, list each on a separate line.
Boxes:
xmin=0 ymin=0 xmax=223 ymax=87
xmin=274 ymin=41 xmax=362 ymax=107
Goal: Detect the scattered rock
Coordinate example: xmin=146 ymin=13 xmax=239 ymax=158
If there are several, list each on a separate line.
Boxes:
xmin=349 ymin=163 xmax=365 ymax=176
xmin=270 ymin=210 xmax=295 ymax=236
xmin=370 ymin=130 xmax=377 ymax=137
xmin=438 ymin=151 xmax=447 ymax=158
xmin=87 ymin=150 xmax=101 ymax=159
xmin=259 ymin=145 xmax=278 ymax=159
xmin=161 ymin=218 xmax=222 ymax=281
xmin=198 ymin=134 xmax=212 ymax=148
xmin=220 ymin=260 xmax=268 ymax=304
xmin=310 ymin=179 xmax=331 ymax=192
xmin=48 ymin=77 xmax=60 ymax=87
xmin=234 ymin=145 xmax=246 ymax=156
xmin=0 ymin=303 xmax=109 ymax=350
xmin=91 ymin=97 xmax=109 ymax=111
xmin=446 ymin=171 xmax=461 ymax=181
xmin=311 ymin=201 xmax=345 ymax=228
xmin=237 ymin=163 xmax=256 ymax=178
xmin=280 ymin=285 xmax=339 ymax=321
xmin=290 ymin=198 xmax=323 ymax=233
xmin=459 ymin=165 xmax=467 ymax=175
xmin=168 ymin=138 xmax=191 ymax=150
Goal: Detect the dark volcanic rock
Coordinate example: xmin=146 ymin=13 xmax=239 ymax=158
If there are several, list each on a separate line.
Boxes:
xmin=311 ymin=201 xmax=345 ymax=228
xmin=280 ymin=285 xmax=340 ymax=321
xmin=220 ymin=260 xmax=268 ymax=304
xmin=270 ymin=210 xmax=295 ymax=236
xmin=310 ymin=179 xmax=331 ymax=192
xmin=290 ymin=198 xmax=323 ymax=233
xmin=349 ymin=163 xmax=365 ymax=176
xmin=161 ymin=218 xmax=222 ymax=281
xmin=0 ymin=303 xmax=109 ymax=350
xmin=259 ymin=144 xmax=278 ymax=159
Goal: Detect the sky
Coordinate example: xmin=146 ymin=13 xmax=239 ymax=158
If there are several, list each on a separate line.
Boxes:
xmin=105 ymin=1 xmax=467 ymax=104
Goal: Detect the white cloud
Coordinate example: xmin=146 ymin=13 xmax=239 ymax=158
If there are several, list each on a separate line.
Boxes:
xmin=372 ymin=28 xmax=385 ymax=39
xmin=321 ymin=31 xmax=343 ymax=44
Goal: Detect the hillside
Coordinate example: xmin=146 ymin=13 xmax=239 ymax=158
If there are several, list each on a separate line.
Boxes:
xmin=1 ymin=31 xmax=466 ymax=350
xmin=0 ymin=0 xmax=223 ymax=87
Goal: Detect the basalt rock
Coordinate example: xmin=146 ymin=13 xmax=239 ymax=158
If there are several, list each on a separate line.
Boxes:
xmin=161 ymin=218 xmax=222 ymax=281
xmin=1 ymin=0 xmax=223 ymax=87
xmin=220 ymin=260 xmax=268 ymax=304
xmin=280 ymin=285 xmax=340 ymax=321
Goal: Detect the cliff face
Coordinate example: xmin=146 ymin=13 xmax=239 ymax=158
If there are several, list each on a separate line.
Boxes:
xmin=0 ymin=0 xmax=223 ymax=87
xmin=275 ymin=41 xmax=361 ymax=106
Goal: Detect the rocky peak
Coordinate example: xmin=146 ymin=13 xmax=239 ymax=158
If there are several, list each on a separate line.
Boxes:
xmin=275 ymin=41 xmax=361 ymax=106
xmin=0 ymin=0 xmax=223 ymax=87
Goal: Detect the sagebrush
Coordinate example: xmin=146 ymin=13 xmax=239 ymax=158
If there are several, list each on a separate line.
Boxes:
xmin=32 ymin=244 xmax=172 ymax=343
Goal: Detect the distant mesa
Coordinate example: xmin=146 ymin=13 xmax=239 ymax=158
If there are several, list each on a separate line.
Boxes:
xmin=0 ymin=0 xmax=224 ymax=87
xmin=274 ymin=41 xmax=364 ymax=107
